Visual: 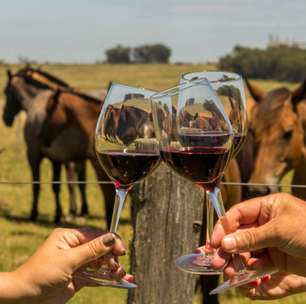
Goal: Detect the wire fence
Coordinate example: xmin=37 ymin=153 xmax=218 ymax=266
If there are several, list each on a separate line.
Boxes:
xmin=0 ymin=180 xmax=305 ymax=189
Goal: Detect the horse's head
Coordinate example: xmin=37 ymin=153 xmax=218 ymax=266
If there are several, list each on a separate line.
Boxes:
xmin=246 ymin=79 xmax=306 ymax=195
xmin=104 ymin=104 xmax=154 ymax=145
xmin=3 ymin=69 xmax=23 ymax=126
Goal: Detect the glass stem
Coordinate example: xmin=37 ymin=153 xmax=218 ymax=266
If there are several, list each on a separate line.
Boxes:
xmin=110 ymin=188 xmax=128 ymax=233
xmin=207 ymin=186 xmax=245 ymax=273
xmin=205 ymin=192 xmax=214 ymax=247
xmin=207 ymin=187 xmax=225 ymax=218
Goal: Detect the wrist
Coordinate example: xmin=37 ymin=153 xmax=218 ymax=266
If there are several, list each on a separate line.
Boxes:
xmin=0 ymin=270 xmax=41 ymax=304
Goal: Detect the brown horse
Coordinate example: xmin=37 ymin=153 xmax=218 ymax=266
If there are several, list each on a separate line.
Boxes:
xmin=245 ymin=78 xmax=306 ymax=196
xmin=2 ymin=66 xmax=99 ymax=222
xmin=38 ymin=88 xmax=116 ymax=226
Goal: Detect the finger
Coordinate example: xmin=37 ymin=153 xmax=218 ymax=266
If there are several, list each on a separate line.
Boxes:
xmin=211 ymin=221 xmax=226 ymax=248
xmin=221 ymin=253 xmax=249 ymax=277
xmin=211 ymin=248 xmax=231 ymax=270
xmin=88 ymin=253 xmax=119 ymax=271
xmin=124 ymin=274 xmax=134 ymax=283
xmin=211 ymin=197 xmax=268 ymax=248
xmin=69 ymin=233 xmax=116 ymax=270
xmin=223 ymin=260 xmax=236 ymax=277
xmin=221 ymin=220 xmax=278 ymax=253
xmin=112 ymin=266 xmax=126 ymax=279
xmin=111 ymin=235 xmax=126 ymax=256
xmin=69 ymin=227 xmax=104 ymax=246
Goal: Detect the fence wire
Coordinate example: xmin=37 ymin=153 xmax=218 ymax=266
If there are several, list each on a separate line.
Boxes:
xmin=0 ymin=180 xmax=304 ymax=189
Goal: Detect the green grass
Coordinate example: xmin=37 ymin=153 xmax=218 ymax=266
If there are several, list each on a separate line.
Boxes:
xmin=0 ymin=63 xmax=304 ymax=303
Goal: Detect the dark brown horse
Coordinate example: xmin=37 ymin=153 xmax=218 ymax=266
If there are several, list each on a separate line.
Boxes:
xmin=245 ymin=79 xmax=306 ymax=196
xmin=38 ymin=88 xmax=116 ymax=226
xmin=2 ymin=66 xmax=98 ymax=222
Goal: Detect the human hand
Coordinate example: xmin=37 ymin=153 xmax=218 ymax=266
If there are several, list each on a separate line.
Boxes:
xmin=7 ymin=228 xmax=131 ymax=304
xmin=238 ymin=271 xmax=306 ymax=300
xmin=211 ymin=193 xmax=306 ymax=277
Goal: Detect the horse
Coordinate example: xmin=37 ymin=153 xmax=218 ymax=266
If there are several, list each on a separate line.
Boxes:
xmin=37 ymin=88 xmax=117 ymax=226
xmin=2 ymin=66 xmax=101 ymax=222
xmin=245 ymin=78 xmax=306 ymax=196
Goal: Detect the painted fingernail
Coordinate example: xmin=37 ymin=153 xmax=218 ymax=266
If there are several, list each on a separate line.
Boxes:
xmin=124 ymin=274 xmax=134 ymax=282
xmin=113 ymin=232 xmax=122 ymax=240
xmin=261 ymin=275 xmax=271 ymax=284
xmin=249 ymin=279 xmax=261 ymax=287
xmin=102 ymin=233 xmax=115 ymax=247
xmin=222 ymin=236 xmax=236 ymax=251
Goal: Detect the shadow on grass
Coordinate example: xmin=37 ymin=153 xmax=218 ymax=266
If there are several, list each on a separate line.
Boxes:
xmin=1 ymin=213 xmax=132 ymax=230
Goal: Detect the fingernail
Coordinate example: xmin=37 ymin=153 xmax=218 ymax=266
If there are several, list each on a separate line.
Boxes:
xmin=102 ymin=233 xmax=115 ymax=247
xmin=222 ymin=236 xmax=236 ymax=251
xmin=124 ymin=274 xmax=134 ymax=283
xmin=113 ymin=232 xmax=122 ymax=240
xmin=249 ymin=279 xmax=261 ymax=287
xmin=261 ymin=275 xmax=271 ymax=284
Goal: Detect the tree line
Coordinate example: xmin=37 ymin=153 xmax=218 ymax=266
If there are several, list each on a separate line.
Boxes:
xmin=219 ymin=44 xmax=306 ymax=82
xmin=105 ymin=44 xmax=171 ymax=64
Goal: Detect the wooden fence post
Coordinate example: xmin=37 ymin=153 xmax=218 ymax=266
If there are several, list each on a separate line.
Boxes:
xmin=128 ymin=163 xmax=204 ymax=304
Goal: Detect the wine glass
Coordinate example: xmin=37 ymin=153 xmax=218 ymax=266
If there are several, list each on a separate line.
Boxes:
xmin=151 ymin=78 xmax=233 ymax=275
xmin=85 ymin=82 xmax=160 ymax=289
xmin=182 ymin=71 xmax=247 ymax=159
xmin=167 ymin=72 xmax=246 ymax=276
xmin=181 ymin=72 xmax=276 ymax=294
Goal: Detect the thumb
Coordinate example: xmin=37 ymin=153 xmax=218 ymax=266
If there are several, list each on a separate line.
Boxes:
xmin=69 ymin=233 xmax=115 ymax=270
xmin=221 ymin=221 xmax=277 ymax=253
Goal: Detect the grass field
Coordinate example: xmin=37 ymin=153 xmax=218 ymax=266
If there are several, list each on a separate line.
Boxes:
xmin=0 ymin=63 xmax=303 ymax=303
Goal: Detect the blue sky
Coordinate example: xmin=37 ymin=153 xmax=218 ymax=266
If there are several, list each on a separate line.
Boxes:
xmin=1 ymin=0 xmax=306 ymax=63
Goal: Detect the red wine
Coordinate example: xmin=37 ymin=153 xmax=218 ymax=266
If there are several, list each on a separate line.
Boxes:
xmin=96 ymin=151 xmax=160 ymax=188
xmin=179 ymin=132 xmax=231 ymax=147
xmin=231 ymin=133 xmax=246 ymax=158
xmin=161 ymin=147 xmax=229 ymax=191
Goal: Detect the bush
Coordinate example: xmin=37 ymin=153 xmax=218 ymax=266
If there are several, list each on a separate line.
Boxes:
xmin=219 ymin=44 xmax=306 ymax=82
xmin=132 ymin=44 xmax=171 ymax=63
xmin=105 ymin=45 xmax=131 ymax=63
xmin=104 ymin=43 xmax=172 ymax=64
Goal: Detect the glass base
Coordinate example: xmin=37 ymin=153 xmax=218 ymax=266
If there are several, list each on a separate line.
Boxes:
xmin=209 ymin=269 xmax=277 ymax=295
xmin=76 ymin=268 xmax=137 ymax=289
xmin=176 ymin=252 xmax=223 ymax=275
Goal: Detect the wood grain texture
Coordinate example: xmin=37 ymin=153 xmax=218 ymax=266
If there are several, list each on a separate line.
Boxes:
xmin=128 ymin=163 xmax=204 ymax=304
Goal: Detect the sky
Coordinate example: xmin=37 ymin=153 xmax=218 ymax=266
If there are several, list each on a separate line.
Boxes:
xmin=1 ymin=0 xmax=306 ymax=63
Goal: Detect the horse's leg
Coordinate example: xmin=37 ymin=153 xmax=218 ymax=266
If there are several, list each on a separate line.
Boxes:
xmin=201 ymin=276 xmax=219 ymax=304
xmin=65 ymin=163 xmax=77 ymax=216
xmin=90 ymin=158 xmax=115 ymax=229
xmin=51 ymin=160 xmax=62 ymax=223
xmin=28 ymin=153 xmax=41 ymax=222
xmin=76 ymin=160 xmax=89 ymax=216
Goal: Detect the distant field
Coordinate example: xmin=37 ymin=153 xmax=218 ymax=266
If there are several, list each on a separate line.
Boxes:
xmin=0 ymin=63 xmax=303 ymax=304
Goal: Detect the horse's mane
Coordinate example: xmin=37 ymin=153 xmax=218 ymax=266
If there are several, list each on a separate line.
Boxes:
xmin=17 ymin=67 xmax=70 ymax=88
xmin=254 ymin=87 xmax=291 ymax=134
xmin=15 ymin=67 xmax=103 ymax=105
xmin=53 ymin=88 xmax=102 ymax=106
xmin=16 ymin=73 xmax=54 ymax=90
xmin=60 ymin=89 xmax=103 ymax=105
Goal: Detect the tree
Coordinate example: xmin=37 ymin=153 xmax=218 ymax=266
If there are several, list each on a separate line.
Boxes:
xmin=219 ymin=44 xmax=306 ymax=82
xmin=105 ymin=45 xmax=131 ymax=63
xmin=133 ymin=44 xmax=171 ymax=63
